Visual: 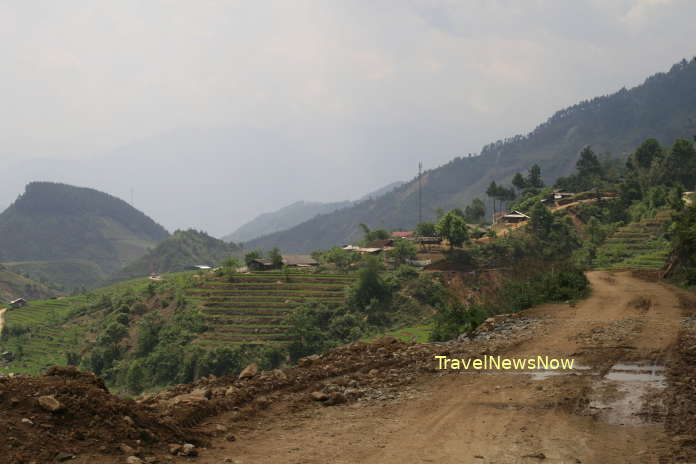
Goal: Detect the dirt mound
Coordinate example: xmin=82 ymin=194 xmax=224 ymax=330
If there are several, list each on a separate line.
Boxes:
xmin=0 ymin=367 xmax=189 ymax=463
xmin=145 ymin=337 xmax=447 ymax=427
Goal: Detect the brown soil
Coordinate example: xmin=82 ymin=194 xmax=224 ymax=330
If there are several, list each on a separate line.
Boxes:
xmin=2 ymin=271 xmax=695 ymax=463
xmin=180 ymin=271 xmax=694 ymax=464
xmin=0 ymin=367 xmax=194 ymax=463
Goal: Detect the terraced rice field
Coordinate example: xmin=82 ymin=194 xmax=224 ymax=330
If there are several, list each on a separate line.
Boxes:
xmin=188 ymin=272 xmax=356 ymax=347
xmin=0 ymin=277 xmax=151 ymax=375
xmin=0 ymin=296 xmax=91 ymax=374
xmin=592 ymin=211 xmax=671 ymax=270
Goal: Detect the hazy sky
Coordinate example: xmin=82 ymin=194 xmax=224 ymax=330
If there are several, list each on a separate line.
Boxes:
xmin=2 ymin=0 xmax=695 ymax=236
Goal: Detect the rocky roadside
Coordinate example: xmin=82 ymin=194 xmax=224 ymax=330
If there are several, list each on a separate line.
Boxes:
xmin=0 ymin=312 xmax=539 ymax=463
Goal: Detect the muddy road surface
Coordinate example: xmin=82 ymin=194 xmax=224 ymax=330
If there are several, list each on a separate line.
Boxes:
xmin=185 ymin=271 xmax=692 ymax=464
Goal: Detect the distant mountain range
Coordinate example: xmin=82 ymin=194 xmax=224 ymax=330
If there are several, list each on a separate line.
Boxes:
xmin=112 ymin=229 xmax=241 ymax=282
xmin=223 ymin=181 xmax=404 ymax=243
xmin=0 ymin=182 xmax=169 ymax=290
xmin=244 ymin=58 xmax=696 ymax=253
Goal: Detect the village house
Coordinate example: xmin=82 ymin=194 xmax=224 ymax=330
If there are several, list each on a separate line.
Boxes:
xmin=249 ymin=258 xmax=277 ymax=271
xmin=553 ymin=191 xmax=575 ymax=201
xmin=342 ymin=245 xmax=383 ymax=255
xmin=249 ymin=255 xmax=318 ymax=271
xmin=282 ymin=255 xmax=319 ymax=267
xmin=365 ymin=238 xmax=394 ymax=249
xmin=500 ymin=210 xmax=530 ymax=224
xmin=9 ymin=298 xmax=27 ymax=309
xmin=413 ymin=236 xmax=442 ymax=245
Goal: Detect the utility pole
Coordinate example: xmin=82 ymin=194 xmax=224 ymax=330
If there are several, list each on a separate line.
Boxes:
xmin=418 ymin=162 xmax=422 ymax=225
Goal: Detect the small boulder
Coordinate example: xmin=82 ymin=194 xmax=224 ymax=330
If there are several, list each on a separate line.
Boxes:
xmin=119 ymin=444 xmax=136 ymax=455
xmin=38 ymin=395 xmax=63 ymax=412
xmin=325 ymin=392 xmax=346 ymax=406
xmin=238 ymin=363 xmax=258 ymax=380
xmin=181 ymin=443 xmax=198 ymax=456
xmin=126 ymin=457 xmax=144 ymax=464
xmin=168 ymin=444 xmax=182 ymax=455
xmin=310 ymin=391 xmax=329 ymax=402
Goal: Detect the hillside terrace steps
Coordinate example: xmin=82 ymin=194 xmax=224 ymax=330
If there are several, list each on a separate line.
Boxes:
xmin=189 ymin=272 xmax=356 ymax=346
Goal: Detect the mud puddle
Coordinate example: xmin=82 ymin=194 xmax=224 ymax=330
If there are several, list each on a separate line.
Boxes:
xmin=589 ymin=362 xmax=667 ymax=426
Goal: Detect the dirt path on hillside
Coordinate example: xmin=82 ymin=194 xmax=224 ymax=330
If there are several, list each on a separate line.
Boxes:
xmin=183 ymin=271 xmax=686 ymax=464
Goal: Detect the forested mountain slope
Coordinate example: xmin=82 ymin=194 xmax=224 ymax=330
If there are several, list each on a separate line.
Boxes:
xmin=223 ymin=181 xmax=405 ymax=243
xmin=246 ymin=58 xmax=696 ymax=253
xmin=0 ymin=182 xmax=169 ymax=289
xmin=223 ymin=200 xmax=352 ymax=243
xmin=112 ymin=229 xmax=240 ymax=281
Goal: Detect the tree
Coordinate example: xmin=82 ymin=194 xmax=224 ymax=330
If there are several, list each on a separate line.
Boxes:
xmin=668 ymin=184 xmax=685 ymax=211
xmin=527 ymin=164 xmax=544 ymax=189
xmin=387 ymin=239 xmax=418 ymax=265
xmin=463 ymin=198 xmax=486 ymax=223
xmin=633 ymin=138 xmax=662 ymax=170
xmin=436 ymin=211 xmax=469 ymax=249
xmin=512 ymin=172 xmax=527 ymax=191
xmin=244 ymin=250 xmax=262 ymax=267
xmin=670 ymin=204 xmax=696 ymax=284
xmin=576 ymin=146 xmax=602 ymax=178
xmin=358 ymin=224 xmax=390 ymax=243
xmin=221 ymin=256 xmax=240 ymax=275
xmin=529 ymin=202 xmax=554 ymax=239
xmin=323 ymin=247 xmax=354 ymax=271
xmin=486 ymin=181 xmax=501 ymax=219
xmin=269 ymin=248 xmax=283 ymax=267
xmin=349 ymin=256 xmax=391 ymax=318
xmin=415 ymin=221 xmax=437 ymax=237
xmin=664 ymin=138 xmax=696 ymax=189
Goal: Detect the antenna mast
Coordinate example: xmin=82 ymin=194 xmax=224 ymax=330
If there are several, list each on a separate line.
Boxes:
xmin=418 ymin=162 xmax=422 ymax=224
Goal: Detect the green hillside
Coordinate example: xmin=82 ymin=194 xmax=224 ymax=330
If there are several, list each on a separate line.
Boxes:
xmin=0 ymin=264 xmax=61 ymax=304
xmin=111 ymin=229 xmax=241 ymax=281
xmin=246 ymin=58 xmax=696 ymax=253
xmin=0 ymin=277 xmax=151 ymax=376
xmin=0 ymin=182 xmax=168 ymax=290
xmin=0 ymin=269 xmax=356 ymax=388
xmin=223 ymin=200 xmax=352 ymax=243
xmin=223 ymin=181 xmax=405 ymax=243
xmin=592 ymin=211 xmax=672 ymax=270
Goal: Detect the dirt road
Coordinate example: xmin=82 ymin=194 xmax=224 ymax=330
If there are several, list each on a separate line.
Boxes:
xmin=189 ymin=271 xmax=689 ymax=464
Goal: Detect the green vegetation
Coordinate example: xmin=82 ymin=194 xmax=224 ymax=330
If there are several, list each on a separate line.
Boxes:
xmin=245 ymin=58 xmax=696 ymax=254
xmin=436 ymin=212 xmax=469 ymax=249
xmin=111 ymin=229 xmax=241 ymax=282
xmin=668 ymin=198 xmax=696 ymax=287
xmin=0 ymin=182 xmax=168 ymax=290
xmin=4 ymin=259 xmax=108 ymax=292
xmin=588 ymin=213 xmax=671 ymax=270
xmin=358 ymin=224 xmax=390 ymax=244
xmin=0 ymin=265 xmax=61 ymax=304
xmin=387 ymin=239 xmax=418 ymax=265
